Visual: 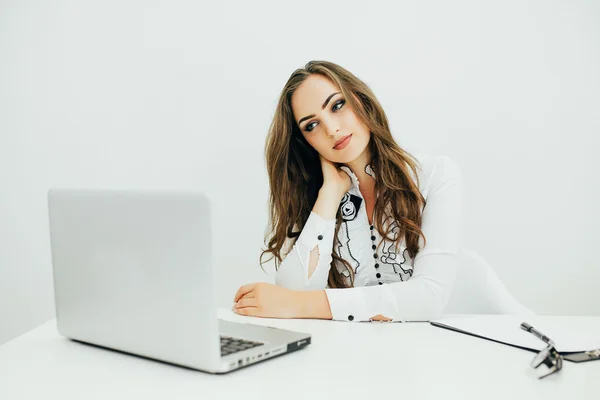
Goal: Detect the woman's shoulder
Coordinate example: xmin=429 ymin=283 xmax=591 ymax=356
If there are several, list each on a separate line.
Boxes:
xmin=410 ymin=154 xmax=463 ymax=198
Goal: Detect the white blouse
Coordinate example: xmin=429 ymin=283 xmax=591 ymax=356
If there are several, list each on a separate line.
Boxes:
xmin=274 ymin=154 xmax=464 ymax=322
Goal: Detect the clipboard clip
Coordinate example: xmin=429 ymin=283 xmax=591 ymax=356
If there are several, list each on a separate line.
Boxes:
xmin=586 ymin=349 xmax=600 ymax=358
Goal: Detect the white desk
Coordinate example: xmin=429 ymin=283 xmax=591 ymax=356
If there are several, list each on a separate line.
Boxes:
xmin=1 ymin=310 xmax=598 ymax=400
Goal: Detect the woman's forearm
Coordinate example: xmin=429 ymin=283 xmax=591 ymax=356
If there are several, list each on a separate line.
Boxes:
xmin=296 ymin=290 xmax=333 ymax=319
xmin=312 ymin=186 xmax=344 ymax=220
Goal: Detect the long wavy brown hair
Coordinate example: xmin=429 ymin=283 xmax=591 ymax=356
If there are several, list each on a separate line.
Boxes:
xmin=259 ymin=60 xmax=427 ymax=288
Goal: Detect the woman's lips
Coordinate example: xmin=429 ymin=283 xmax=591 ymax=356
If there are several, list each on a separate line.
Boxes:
xmin=333 ymin=134 xmax=352 ymax=150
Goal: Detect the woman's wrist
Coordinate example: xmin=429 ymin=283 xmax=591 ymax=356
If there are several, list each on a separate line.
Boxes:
xmin=313 ymin=187 xmax=344 ymax=220
xmin=295 ymin=290 xmax=333 ymax=320
xmin=319 ymin=185 xmax=345 ymax=200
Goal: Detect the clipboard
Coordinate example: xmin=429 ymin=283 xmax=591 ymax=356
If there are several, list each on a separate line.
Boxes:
xmin=430 ymin=315 xmax=600 ymax=363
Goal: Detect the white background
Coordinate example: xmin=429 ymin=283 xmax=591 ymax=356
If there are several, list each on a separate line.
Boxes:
xmin=1 ymin=0 xmax=599 ymax=345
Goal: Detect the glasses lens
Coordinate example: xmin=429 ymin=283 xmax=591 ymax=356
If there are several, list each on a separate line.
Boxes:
xmin=531 ymin=346 xmax=550 ymax=368
xmin=535 ymin=347 xmax=563 ymax=379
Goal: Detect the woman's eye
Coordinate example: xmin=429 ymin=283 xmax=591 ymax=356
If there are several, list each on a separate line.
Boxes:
xmin=333 ymin=99 xmax=345 ymax=111
xmin=304 ymin=99 xmax=345 ymax=132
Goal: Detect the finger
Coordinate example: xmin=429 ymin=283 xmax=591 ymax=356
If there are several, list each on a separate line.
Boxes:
xmin=234 ymin=283 xmax=256 ymax=302
xmin=234 ymin=297 xmax=257 ymax=309
xmin=370 ymin=314 xmax=393 ymax=322
xmin=237 ymin=292 xmax=255 ymax=300
xmin=320 ymin=154 xmax=333 ymax=168
xmin=233 ymin=307 xmax=260 ymax=317
xmin=320 ymin=155 xmax=338 ymax=176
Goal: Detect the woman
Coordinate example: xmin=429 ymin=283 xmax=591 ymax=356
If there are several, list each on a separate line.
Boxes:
xmin=233 ymin=60 xmax=464 ymax=322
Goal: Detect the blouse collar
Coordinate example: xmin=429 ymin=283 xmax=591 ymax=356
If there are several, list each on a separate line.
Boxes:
xmin=339 ymin=164 xmax=376 ymax=190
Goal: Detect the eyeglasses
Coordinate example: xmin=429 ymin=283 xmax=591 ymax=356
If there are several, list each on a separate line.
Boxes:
xmin=521 ymin=322 xmax=563 ymax=379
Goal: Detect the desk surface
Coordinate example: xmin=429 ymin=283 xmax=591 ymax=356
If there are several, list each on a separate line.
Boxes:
xmin=1 ymin=310 xmax=598 ymax=400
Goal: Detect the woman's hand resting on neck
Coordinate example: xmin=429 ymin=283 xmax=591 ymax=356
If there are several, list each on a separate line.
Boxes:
xmin=319 ymin=154 xmax=352 ymax=200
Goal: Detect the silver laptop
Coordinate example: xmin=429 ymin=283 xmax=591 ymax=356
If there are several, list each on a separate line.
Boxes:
xmin=47 ymin=188 xmax=311 ymax=373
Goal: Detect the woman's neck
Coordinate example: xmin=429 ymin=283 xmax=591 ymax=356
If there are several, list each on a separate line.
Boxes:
xmin=342 ymin=147 xmax=374 ymax=187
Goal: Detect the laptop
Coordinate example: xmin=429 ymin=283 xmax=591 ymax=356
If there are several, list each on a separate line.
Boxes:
xmin=47 ymin=188 xmax=311 ymax=373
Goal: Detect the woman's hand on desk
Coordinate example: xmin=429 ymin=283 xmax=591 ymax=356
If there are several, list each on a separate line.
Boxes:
xmin=232 ymin=282 xmax=333 ymax=319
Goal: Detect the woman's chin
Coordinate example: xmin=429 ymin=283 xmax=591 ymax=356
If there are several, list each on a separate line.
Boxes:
xmin=332 ymin=150 xmax=363 ymax=165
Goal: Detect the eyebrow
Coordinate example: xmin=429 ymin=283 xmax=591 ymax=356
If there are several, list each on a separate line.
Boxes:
xmin=297 ymin=92 xmax=341 ymax=126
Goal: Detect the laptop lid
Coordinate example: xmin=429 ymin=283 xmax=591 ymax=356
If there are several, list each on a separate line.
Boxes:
xmin=47 ymin=188 xmax=221 ymax=371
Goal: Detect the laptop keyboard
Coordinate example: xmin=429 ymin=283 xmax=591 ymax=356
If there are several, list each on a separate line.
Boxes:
xmin=220 ymin=335 xmax=264 ymax=356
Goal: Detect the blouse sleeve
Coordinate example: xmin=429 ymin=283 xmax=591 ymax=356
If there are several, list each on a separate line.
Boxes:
xmin=324 ymin=156 xmax=465 ymax=322
xmin=274 ymin=211 xmax=337 ymax=290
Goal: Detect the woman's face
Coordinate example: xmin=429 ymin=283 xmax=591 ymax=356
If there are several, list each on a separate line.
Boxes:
xmin=291 ymin=74 xmax=371 ymax=164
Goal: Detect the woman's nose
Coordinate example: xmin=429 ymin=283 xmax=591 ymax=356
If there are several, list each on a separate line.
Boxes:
xmin=323 ymin=117 xmax=340 ymax=136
